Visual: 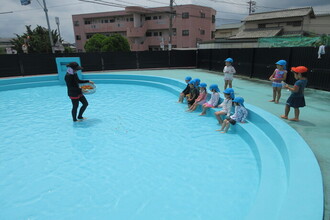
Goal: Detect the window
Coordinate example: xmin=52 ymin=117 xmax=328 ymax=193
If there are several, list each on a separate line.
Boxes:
xmin=182 ymin=30 xmax=189 ymax=36
xmin=158 ymin=16 xmax=162 ymax=19
xmin=145 ymin=16 xmax=151 ymax=21
xmin=153 ymin=16 xmax=158 ymax=20
xmin=200 ymin=29 xmax=205 ymax=35
xmin=182 ymin=12 xmax=189 ymax=19
xmin=86 ymin=34 xmax=93 ymax=39
xmin=200 ymin=13 xmax=205 ymax=18
xmin=84 ymin=20 xmax=91 ymax=25
xmin=130 ymin=17 xmax=133 ymax=21
xmin=153 ymin=32 xmax=159 ymax=36
xmin=74 ymin=21 xmax=79 ymax=26
xmin=110 ymin=19 xmax=115 ymax=23
xmin=76 ymin=35 xmax=81 ymax=40
xmin=146 ymin=32 xmax=152 ymax=37
xmin=258 ymin=24 xmax=266 ymax=28
xmin=212 ymin=15 xmax=215 ymax=23
xmin=211 ymin=31 xmax=215 ymax=39
xmin=287 ymin=21 xmax=302 ymax=27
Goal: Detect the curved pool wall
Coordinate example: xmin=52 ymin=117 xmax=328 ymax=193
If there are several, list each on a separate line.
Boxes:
xmin=0 ymin=73 xmax=323 ymax=219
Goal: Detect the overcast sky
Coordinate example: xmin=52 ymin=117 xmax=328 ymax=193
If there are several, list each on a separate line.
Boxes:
xmin=1 ymin=0 xmax=330 ymax=43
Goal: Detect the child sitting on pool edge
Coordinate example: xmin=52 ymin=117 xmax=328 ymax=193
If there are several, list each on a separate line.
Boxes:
xmin=177 ymin=76 xmax=192 ymax=103
xmin=187 ymin=82 xmax=208 ymax=112
xmin=199 ymin=84 xmax=220 ymax=116
xmin=214 ymin=88 xmax=234 ymax=124
xmin=217 ymin=97 xmax=248 ymax=133
xmin=187 ymin=79 xmax=200 ymax=108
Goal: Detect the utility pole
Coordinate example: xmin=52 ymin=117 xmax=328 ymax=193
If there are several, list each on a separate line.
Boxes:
xmin=42 ymin=0 xmax=55 ymax=53
xmin=248 ymin=0 xmax=256 ymax=15
xmin=168 ymin=0 xmax=174 ymax=51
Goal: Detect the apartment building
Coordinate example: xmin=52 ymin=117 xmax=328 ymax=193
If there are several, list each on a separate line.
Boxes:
xmin=72 ymin=4 xmax=216 ymax=52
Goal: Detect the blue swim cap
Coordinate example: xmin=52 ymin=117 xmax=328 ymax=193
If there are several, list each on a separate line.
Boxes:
xmin=185 ymin=76 xmax=192 ymax=81
xmin=199 ymin=82 xmax=207 ymax=88
xmin=233 ymin=97 xmax=244 ymax=106
xmin=224 ymin=88 xmax=235 ymax=99
xmin=275 ymin=60 xmax=286 ymax=66
xmin=225 ymin=58 xmax=233 ymax=63
xmin=188 ymin=79 xmax=195 ymax=85
xmin=209 ymin=84 xmax=220 ymax=92
xmin=194 ymin=78 xmax=200 ymax=83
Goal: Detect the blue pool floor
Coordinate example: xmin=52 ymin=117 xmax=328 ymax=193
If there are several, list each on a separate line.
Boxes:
xmin=89 ymin=68 xmax=330 ymax=220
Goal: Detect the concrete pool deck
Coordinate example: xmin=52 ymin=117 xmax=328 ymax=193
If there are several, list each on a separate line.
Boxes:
xmin=90 ymin=68 xmax=329 ymax=220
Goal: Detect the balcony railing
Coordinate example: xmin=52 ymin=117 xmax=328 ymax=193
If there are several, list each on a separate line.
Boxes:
xmin=127 ymin=24 xmax=148 ymax=38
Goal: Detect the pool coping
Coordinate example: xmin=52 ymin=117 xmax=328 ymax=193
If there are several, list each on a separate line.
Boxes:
xmin=0 ymin=73 xmax=323 ymax=220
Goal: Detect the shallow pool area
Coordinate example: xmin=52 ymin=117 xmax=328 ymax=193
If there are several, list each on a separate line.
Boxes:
xmin=0 ymin=71 xmax=323 ymax=219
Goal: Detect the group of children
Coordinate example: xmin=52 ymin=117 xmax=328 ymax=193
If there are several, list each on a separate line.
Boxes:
xmin=178 ymin=57 xmax=308 ymax=133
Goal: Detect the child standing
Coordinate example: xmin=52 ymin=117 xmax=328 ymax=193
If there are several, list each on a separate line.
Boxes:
xmin=214 ymin=88 xmax=234 ymax=124
xmin=223 ymin=58 xmax=236 ymax=90
xmin=199 ymin=84 xmax=220 ymax=116
xmin=269 ymin=60 xmax=288 ymax=104
xmin=187 ymin=82 xmax=207 ymax=112
xmin=281 ymin=66 xmax=308 ymax=122
xmin=218 ymin=97 xmax=248 ymax=133
xmin=187 ymin=80 xmax=200 ymax=108
xmin=178 ymin=76 xmax=192 ymax=103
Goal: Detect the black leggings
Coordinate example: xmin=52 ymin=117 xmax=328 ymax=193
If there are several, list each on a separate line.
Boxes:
xmin=71 ymin=95 xmax=88 ymax=121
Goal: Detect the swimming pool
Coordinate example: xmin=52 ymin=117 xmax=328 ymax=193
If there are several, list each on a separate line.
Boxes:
xmin=0 ymin=72 xmax=323 ymax=219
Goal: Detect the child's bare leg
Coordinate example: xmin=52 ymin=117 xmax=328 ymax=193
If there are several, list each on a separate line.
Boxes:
xmin=219 ymin=120 xmax=230 ymax=133
xmin=281 ymin=104 xmax=290 ymax=119
xmin=275 ymin=87 xmax=281 ymax=103
xmin=189 ymin=103 xmax=197 ymax=112
xmin=269 ymin=87 xmax=276 ymax=102
xmin=199 ymin=106 xmax=207 ymax=115
xmin=224 ymin=80 xmax=228 ymax=90
xmin=216 ymin=119 xmax=227 ymax=131
xmin=289 ymin=108 xmax=300 ymax=121
xmin=178 ymin=94 xmax=184 ymax=103
xmin=228 ymin=80 xmax=232 ymax=88
xmin=223 ymin=123 xmax=230 ymax=133
xmin=214 ymin=111 xmax=224 ymax=124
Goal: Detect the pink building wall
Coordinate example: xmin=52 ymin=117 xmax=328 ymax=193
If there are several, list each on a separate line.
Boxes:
xmin=72 ymin=5 xmax=216 ymax=52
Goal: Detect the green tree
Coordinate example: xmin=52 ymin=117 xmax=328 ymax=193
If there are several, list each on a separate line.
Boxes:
xmin=84 ymin=34 xmax=130 ymax=52
xmin=11 ymin=25 xmax=61 ymax=54
xmin=84 ymin=34 xmax=107 ymax=52
xmin=101 ymin=34 xmax=130 ymax=52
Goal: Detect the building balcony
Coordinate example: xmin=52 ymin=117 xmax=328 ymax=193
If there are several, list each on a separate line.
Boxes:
xmin=84 ymin=23 xmax=128 ymax=33
xmin=127 ymin=24 xmax=148 ymax=38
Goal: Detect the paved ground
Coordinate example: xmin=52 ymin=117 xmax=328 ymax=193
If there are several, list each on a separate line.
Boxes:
xmin=91 ymin=68 xmax=330 ymax=219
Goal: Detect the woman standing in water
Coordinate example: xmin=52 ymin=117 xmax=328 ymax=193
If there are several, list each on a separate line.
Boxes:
xmin=65 ymin=62 xmax=94 ymax=122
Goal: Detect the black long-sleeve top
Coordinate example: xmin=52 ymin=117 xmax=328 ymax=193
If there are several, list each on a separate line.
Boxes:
xmin=182 ymin=84 xmax=190 ymax=95
xmin=65 ymin=73 xmax=89 ymax=97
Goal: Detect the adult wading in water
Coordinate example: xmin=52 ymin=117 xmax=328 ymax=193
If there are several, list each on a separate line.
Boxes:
xmin=65 ymin=62 xmax=94 ymax=122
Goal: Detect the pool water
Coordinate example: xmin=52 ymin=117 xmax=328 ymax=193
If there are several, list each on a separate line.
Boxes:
xmin=0 ymin=84 xmax=259 ymax=219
